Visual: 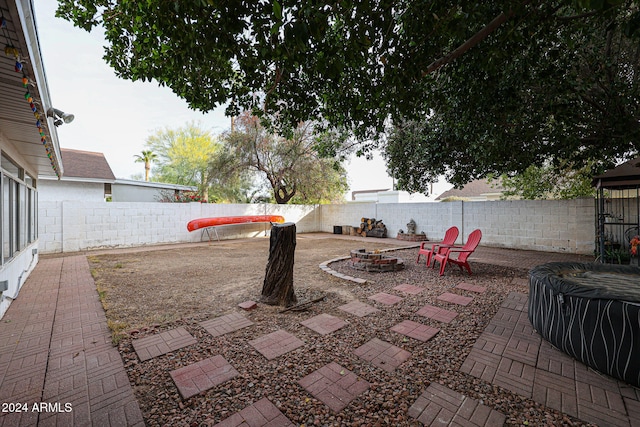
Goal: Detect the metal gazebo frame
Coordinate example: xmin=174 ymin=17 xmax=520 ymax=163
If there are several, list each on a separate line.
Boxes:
xmin=592 ymin=157 xmax=640 ymax=264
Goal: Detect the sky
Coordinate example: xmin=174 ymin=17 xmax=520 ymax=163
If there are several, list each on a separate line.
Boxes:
xmin=33 ymin=1 xmax=400 ymax=197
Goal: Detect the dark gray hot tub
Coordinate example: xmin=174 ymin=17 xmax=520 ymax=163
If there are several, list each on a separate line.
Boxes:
xmin=529 ymin=262 xmax=640 ymax=388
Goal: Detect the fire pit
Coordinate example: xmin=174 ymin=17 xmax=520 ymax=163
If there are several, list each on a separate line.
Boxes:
xmin=350 ymin=249 xmax=405 ymax=272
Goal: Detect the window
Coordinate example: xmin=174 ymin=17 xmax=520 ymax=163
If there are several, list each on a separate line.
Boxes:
xmin=0 ymin=153 xmax=37 ymax=264
xmin=2 ymin=175 xmax=9 ymax=263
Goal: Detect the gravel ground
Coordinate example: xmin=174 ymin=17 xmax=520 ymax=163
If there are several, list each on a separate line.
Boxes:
xmin=105 ymin=246 xmax=597 ymax=427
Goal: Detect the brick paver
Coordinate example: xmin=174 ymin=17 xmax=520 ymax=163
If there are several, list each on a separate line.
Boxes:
xmin=0 ymin=256 xmax=144 ymax=426
xmin=437 ymin=292 xmax=474 ymax=306
xmin=213 ymin=398 xmax=295 ymax=427
xmin=390 ymin=320 xmax=440 ymax=342
xmin=500 ymin=291 xmax=528 ymax=311
xmin=461 ymin=291 xmax=639 ymax=427
xmin=454 ymin=282 xmax=487 ymax=293
xmin=408 ymin=383 xmax=506 ymax=426
xmin=298 ymin=362 xmax=370 ymax=412
xmin=337 ymin=300 xmax=380 ymax=317
xmin=301 ymin=313 xmax=348 ymax=335
xmin=416 ymin=304 xmax=459 ymax=324
xmin=353 ymin=338 xmax=411 ymax=372
xmin=170 ymin=355 xmax=238 ymax=399
xmin=132 ymin=327 xmax=197 ymax=361
xmin=393 ymin=283 xmax=424 ymax=295
xmin=368 ymin=292 xmax=404 ymax=306
xmin=200 ymin=312 xmax=254 ymax=337
xmin=249 ymin=329 xmax=304 ymax=360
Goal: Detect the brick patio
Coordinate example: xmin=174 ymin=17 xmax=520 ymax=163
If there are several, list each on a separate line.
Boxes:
xmin=408 ymin=383 xmax=506 ymax=426
xmin=416 ymin=304 xmax=459 ymax=324
xmin=169 ymin=355 xmax=239 ymax=399
xmin=212 ymin=398 xmax=295 ymax=427
xmin=300 ymin=313 xmax=347 ymax=335
xmin=367 ymin=292 xmax=404 ymax=306
xmin=248 ymin=329 xmax=304 ymax=360
xmin=336 ymin=300 xmax=380 ymax=317
xmin=461 ymin=292 xmax=639 ymax=426
xmin=0 ymin=256 xmax=144 ymax=426
xmin=353 ymin=338 xmax=411 ymax=372
xmin=199 ymin=312 xmax=254 ymax=337
xmin=131 ymin=327 xmax=197 ymax=362
xmin=393 ymin=283 xmax=424 ymax=295
xmin=437 ymin=292 xmax=474 ymax=306
xmin=298 ymin=362 xmax=370 ymax=412
xmin=390 ymin=320 xmax=440 ymax=343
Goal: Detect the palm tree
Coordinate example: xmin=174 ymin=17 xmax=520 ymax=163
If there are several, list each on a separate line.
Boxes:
xmin=134 ymin=150 xmax=157 ymax=182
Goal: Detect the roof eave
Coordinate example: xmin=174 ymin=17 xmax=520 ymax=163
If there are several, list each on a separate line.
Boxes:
xmin=16 ymin=0 xmax=63 ymax=177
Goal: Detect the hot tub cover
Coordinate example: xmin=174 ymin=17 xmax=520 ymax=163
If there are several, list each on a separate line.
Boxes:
xmin=529 ymin=262 xmax=640 ymax=388
xmin=531 ymin=262 xmax=640 ymax=303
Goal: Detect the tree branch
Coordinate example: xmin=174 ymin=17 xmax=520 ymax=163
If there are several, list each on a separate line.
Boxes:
xmin=422 ymin=10 xmax=514 ymax=76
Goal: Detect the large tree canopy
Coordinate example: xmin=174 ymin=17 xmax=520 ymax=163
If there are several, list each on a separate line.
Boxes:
xmin=57 ymin=1 xmax=639 ymax=188
xmin=384 ymin=1 xmax=640 ymax=190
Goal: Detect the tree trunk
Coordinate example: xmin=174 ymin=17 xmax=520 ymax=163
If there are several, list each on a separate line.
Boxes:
xmin=261 ymin=222 xmax=297 ymax=307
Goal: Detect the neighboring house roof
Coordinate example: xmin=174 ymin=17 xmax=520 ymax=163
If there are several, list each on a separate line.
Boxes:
xmin=58 ymin=148 xmax=115 ymax=182
xmin=436 ymin=178 xmax=503 ymax=201
xmin=114 ymin=178 xmax=196 ymax=191
xmin=351 ymin=188 xmax=391 ymax=201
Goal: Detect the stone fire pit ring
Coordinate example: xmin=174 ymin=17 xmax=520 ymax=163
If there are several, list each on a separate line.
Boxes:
xmin=528 ymin=262 xmax=640 ymax=387
xmin=350 ymin=249 xmax=404 ymax=272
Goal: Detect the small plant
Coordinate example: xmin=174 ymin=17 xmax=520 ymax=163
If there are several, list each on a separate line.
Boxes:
xmin=156 ymin=190 xmax=204 ymax=203
xmin=606 ymin=248 xmax=631 ymax=264
xmin=106 ymin=319 xmax=129 ymax=345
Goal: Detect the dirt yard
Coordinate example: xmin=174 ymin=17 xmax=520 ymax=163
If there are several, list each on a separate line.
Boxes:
xmin=87 ymin=235 xmax=412 ymax=337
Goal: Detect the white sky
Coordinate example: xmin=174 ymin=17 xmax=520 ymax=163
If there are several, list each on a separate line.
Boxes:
xmin=33 ymin=1 xmax=400 ymax=197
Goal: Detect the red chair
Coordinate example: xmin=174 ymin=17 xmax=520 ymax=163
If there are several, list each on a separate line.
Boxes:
xmin=416 ymin=226 xmax=459 ymax=267
xmin=432 ymin=229 xmax=482 ymax=276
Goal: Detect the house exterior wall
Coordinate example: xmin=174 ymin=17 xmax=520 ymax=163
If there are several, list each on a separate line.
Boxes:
xmin=111 ymin=183 xmax=165 ymax=202
xmin=38 ymin=180 xmax=105 ymax=202
xmin=0 ymin=135 xmax=41 ymax=319
xmin=38 ymin=198 xmax=596 ymax=255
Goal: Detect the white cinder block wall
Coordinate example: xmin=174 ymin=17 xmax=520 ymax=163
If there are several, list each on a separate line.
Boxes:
xmin=38 ymin=201 xmax=319 ymax=253
xmin=38 ymin=199 xmax=596 ymax=255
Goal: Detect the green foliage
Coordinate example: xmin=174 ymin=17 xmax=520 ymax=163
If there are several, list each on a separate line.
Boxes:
xmin=57 ymin=1 xmax=640 ymax=189
xmin=146 ymin=123 xmax=252 ymax=203
xmin=218 ymin=113 xmax=349 ymax=204
xmin=496 ymin=161 xmax=598 ymax=200
xmin=145 ymin=122 xmax=237 ymax=202
xmin=385 ymin=2 xmax=640 ymax=190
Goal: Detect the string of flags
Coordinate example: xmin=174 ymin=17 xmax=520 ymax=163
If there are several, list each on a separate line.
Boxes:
xmin=0 ymin=15 xmax=60 ymax=177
